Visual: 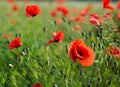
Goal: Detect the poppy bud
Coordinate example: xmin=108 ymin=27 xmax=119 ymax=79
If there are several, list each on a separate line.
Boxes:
xmin=62 ymin=17 xmax=66 ymax=22
xmin=43 ymin=26 xmax=46 ymax=33
xmin=98 ymin=77 xmax=102 ymax=83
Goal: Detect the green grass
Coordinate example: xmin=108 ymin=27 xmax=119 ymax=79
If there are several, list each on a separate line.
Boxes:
xmin=0 ymin=1 xmax=120 ymax=87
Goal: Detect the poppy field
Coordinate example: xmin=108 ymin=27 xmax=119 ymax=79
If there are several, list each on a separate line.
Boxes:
xmin=1 ymin=0 xmax=120 ymax=87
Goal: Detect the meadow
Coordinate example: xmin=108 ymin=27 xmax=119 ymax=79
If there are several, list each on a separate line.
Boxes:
xmin=0 ymin=0 xmax=120 ymax=87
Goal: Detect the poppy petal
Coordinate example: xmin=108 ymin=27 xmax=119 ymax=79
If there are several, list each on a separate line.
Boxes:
xmin=79 ymin=47 xmax=94 ymax=67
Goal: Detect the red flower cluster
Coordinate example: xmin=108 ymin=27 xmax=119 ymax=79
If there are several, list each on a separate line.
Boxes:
xmin=8 ymin=37 xmax=22 ymax=50
xmin=50 ymin=6 xmax=69 ymax=17
xmin=47 ymin=31 xmax=64 ymax=46
xmin=105 ymin=46 xmax=120 ymax=58
xmin=69 ymin=5 xmax=92 ymax=23
xmin=69 ymin=39 xmax=95 ymax=67
xmin=26 ymin=5 xmax=41 ymax=17
xmin=102 ymin=0 xmax=114 ymax=11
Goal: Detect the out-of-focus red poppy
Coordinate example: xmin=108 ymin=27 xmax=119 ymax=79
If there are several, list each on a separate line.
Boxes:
xmin=90 ymin=13 xmax=100 ymax=19
xmin=23 ymin=0 xmax=28 ymax=2
xmin=2 ymin=33 xmax=12 ymax=39
xmin=56 ymin=18 xmax=62 ymax=25
xmin=8 ymin=37 xmax=22 ymax=50
xmin=105 ymin=46 xmax=120 ymax=58
xmin=56 ymin=6 xmax=69 ymax=17
xmin=50 ymin=10 xmax=57 ymax=17
xmin=56 ymin=0 xmax=66 ymax=3
xmin=117 ymin=12 xmax=120 ymax=20
xmin=117 ymin=2 xmax=120 ymax=9
xmin=7 ymin=0 xmax=15 ymax=3
xmin=74 ymin=24 xmax=81 ymax=31
xmin=32 ymin=83 xmax=43 ymax=87
xmin=89 ymin=17 xmax=100 ymax=26
xmin=73 ymin=8 xmax=79 ymax=14
xmin=69 ymin=17 xmax=76 ymax=22
xmin=10 ymin=19 xmax=16 ymax=24
xmin=103 ymin=12 xmax=112 ymax=20
xmin=12 ymin=4 xmax=20 ymax=11
xmin=26 ymin=5 xmax=41 ymax=17
xmin=102 ymin=0 xmax=114 ymax=11
xmin=80 ymin=5 xmax=92 ymax=17
xmin=69 ymin=39 xmax=94 ymax=67
xmin=47 ymin=31 xmax=64 ymax=46
xmin=75 ymin=16 xmax=84 ymax=23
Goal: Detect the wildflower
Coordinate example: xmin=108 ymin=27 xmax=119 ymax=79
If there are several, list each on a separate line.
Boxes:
xmin=89 ymin=17 xmax=100 ymax=26
xmin=105 ymin=46 xmax=120 ymax=58
xmin=117 ymin=2 xmax=120 ymax=9
xmin=47 ymin=31 xmax=64 ymax=46
xmin=23 ymin=0 xmax=28 ymax=2
xmin=73 ymin=8 xmax=78 ymax=14
xmin=12 ymin=4 xmax=20 ymax=11
xmin=50 ymin=10 xmax=57 ymax=17
xmin=56 ymin=6 xmax=69 ymax=17
xmin=56 ymin=0 xmax=66 ymax=3
xmin=102 ymin=0 xmax=114 ymax=11
xmin=117 ymin=12 xmax=120 ymax=20
xmin=32 ymin=83 xmax=43 ymax=87
xmin=69 ymin=39 xmax=95 ymax=67
xmin=2 ymin=33 xmax=12 ymax=39
xmin=75 ymin=16 xmax=84 ymax=23
xmin=74 ymin=24 xmax=81 ymax=31
xmin=10 ymin=19 xmax=16 ymax=24
xmin=8 ymin=37 xmax=22 ymax=50
xmin=56 ymin=18 xmax=62 ymax=25
xmin=7 ymin=0 xmax=15 ymax=3
xmin=80 ymin=5 xmax=92 ymax=17
xmin=26 ymin=5 xmax=41 ymax=17
xmin=90 ymin=13 xmax=100 ymax=19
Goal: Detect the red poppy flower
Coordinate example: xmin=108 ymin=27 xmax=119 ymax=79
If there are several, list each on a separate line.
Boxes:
xmin=69 ymin=39 xmax=95 ymax=67
xmin=74 ymin=24 xmax=81 ymax=31
xmin=56 ymin=0 xmax=66 ymax=3
xmin=47 ymin=31 xmax=64 ymax=46
xmin=10 ymin=19 xmax=16 ymax=24
xmin=26 ymin=5 xmax=41 ymax=17
xmin=105 ymin=46 xmax=120 ymax=58
xmin=8 ymin=37 xmax=22 ymax=50
xmin=117 ymin=12 xmax=120 ymax=20
xmin=117 ymin=2 xmax=120 ymax=9
xmin=90 ymin=13 xmax=100 ymax=19
xmin=23 ymin=0 xmax=28 ymax=2
xmin=75 ymin=16 xmax=84 ymax=23
xmin=73 ymin=8 xmax=78 ymax=14
xmin=50 ymin=10 xmax=57 ymax=17
xmin=32 ymin=83 xmax=43 ymax=87
xmin=56 ymin=18 xmax=62 ymax=25
xmin=3 ymin=33 xmax=12 ymax=39
xmin=89 ymin=17 xmax=100 ymax=26
xmin=7 ymin=0 xmax=15 ymax=3
xmin=56 ymin=6 xmax=69 ymax=17
xmin=12 ymin=4 xmax=20 ymax=11
xmin=80 ymin=5 xmax=92 ymax=17
xmin=69 ymin=17 xmax=76 ymax=22
xmin=102 ymin=0 xmax=114 ymax=11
